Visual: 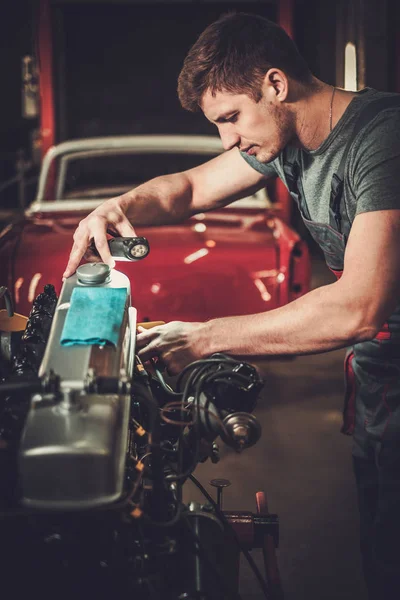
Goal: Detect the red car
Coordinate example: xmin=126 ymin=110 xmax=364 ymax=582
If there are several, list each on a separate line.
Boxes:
xmin=0 ymin=135 xmax=310 ymax=322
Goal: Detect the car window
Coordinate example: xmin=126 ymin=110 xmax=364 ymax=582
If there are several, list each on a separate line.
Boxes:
xmin=60 ymin=152 xmax=269 ymax=207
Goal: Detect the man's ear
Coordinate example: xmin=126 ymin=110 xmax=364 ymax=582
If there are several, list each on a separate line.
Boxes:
xmin=262 ymin=69 xmax=289 ymax=102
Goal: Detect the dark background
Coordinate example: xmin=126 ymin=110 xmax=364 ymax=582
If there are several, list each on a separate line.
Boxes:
xmin=2 ymin=0 xmax=398 ymax=212
xmin=58 ymin=2 xmax=274 ymax=139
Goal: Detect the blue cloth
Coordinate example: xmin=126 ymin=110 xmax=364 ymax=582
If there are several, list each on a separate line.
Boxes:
xmin=61 ymin=287 xmax=127 ymax=347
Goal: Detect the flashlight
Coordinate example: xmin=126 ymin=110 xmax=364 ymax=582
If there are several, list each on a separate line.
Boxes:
xmin=108 ymin=237 xmax=150 ymax=261
xmin=90 ymin=236 xmax=150 ymax=262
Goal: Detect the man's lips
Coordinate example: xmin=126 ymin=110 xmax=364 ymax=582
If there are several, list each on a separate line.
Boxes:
xmin=241 ymin=145 xmax=257 ymax=156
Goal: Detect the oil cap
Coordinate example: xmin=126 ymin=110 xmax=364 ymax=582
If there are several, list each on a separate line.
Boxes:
xmin=76 ymin=263 xmax=111 ymax=285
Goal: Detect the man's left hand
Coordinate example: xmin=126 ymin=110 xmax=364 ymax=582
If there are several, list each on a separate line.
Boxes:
xmin=136 ymin=321 xmax=209 ymax=374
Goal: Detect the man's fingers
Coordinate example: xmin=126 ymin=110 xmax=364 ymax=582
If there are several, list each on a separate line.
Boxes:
xmin=63 ymin=199 xmax=137 ymax=278
xmin=137 ymin=344 xmax=160 ymax=363
xmin=93 ymin=233 xmax=115 ymax=268
xmin=63 ymin=233 xmax=114 ymax=278
xmin=136 ymin=328 xmax=160 ymax=349
xmin=136 ymin=325 xmax=160 ymax=361
xmin=63 ymin=241 xmax=87 ymax=278
xmin=115 ymin=218 xmax=138 ymax=238
xmin=83 ymin=248 xmax=102 ymax=263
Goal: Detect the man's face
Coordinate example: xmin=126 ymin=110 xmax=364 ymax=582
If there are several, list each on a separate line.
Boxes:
xmin=201 ymin=87 xmax=294 ymax=163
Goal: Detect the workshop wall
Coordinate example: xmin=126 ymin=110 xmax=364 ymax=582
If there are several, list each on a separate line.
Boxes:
xmin=55 ymin=1 xmax=276 ymax=140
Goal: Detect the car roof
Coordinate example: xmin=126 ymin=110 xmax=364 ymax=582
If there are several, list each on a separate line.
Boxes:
xmin=35 ymin=135 xmax=224 ymax=203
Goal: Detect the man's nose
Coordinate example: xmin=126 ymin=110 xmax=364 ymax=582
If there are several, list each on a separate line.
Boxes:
xmin=219 ymin=127 xmax=240 ymax=151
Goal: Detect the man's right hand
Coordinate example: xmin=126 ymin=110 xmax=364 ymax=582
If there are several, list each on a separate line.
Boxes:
xmin=62 ymin=197 xmax=138 ymax=279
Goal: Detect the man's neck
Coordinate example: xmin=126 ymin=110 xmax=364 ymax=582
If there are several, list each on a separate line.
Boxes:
xmin=294 ymin=80 xmax=358 ymax=151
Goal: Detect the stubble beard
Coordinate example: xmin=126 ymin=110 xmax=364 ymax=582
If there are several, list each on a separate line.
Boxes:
xmin=256 ymin=102 xmax=295 ymax=164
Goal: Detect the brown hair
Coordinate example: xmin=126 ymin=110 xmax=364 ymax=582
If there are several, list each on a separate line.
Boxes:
xmin=178 ymin=12 xmax=313 ymax=112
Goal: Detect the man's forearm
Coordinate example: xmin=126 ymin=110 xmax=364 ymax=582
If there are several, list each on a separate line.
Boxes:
xmin=117 ymin=173 xmax=195 ymax=226
xmin=204 ymin=280 xmax=378 ymax=357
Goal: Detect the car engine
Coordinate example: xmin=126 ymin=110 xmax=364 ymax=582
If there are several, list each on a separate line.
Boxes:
xmin=0 ymin=265 xmax=279 ymax=600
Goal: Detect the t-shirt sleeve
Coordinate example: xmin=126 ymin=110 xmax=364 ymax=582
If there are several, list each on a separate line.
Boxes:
xmin=239 ymin=150 xmax=278 ymax=178
xmin=350 ymin=109 xmax=400 ymax=216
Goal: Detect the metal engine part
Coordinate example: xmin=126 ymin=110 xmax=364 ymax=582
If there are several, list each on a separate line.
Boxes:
xmin=18 ymin=264 xmax=137 ymax=510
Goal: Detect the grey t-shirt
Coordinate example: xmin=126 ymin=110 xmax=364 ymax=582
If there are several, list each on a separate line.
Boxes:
xmin=241 ymin=88 xmax=400 ymax=225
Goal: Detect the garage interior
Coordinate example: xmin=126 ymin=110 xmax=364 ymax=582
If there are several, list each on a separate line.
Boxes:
xmin=1 ymin=1 xmax=400 ymax=599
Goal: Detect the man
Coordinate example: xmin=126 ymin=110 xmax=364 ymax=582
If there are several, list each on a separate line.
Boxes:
xmin=63 ymin=13 xmax=400 ymax=599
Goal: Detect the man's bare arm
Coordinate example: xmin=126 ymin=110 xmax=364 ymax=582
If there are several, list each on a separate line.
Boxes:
xmin=120 ymin=148 xmax=268 ymax=222
xmin=137 ymin=210 xmax=400 ymax=372
xmin=205 ymin=209 xmax=400 ymax=356
xmin=63 ymin=149 xmax=268 ymax=277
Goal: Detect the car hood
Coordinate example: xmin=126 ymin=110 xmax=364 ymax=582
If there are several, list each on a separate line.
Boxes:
xmin=0 ymin=209 xmax=285 ymax=323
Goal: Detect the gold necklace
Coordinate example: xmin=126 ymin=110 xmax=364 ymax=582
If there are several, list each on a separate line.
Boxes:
xmin=329 ymin=86 xmax=336 ymax=132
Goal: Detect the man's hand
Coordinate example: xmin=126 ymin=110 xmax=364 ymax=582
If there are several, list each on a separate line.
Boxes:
xmin=63 ymin=198 xmax=137 ymax=278
xmin=136 ymin=321 xmax=209 ymax=375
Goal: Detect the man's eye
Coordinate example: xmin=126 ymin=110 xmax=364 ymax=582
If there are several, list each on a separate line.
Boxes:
xmin=215 ymin=114 xmax=238 ymax=126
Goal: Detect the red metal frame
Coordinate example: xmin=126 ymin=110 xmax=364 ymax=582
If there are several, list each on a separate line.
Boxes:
xmin=256 ymin=491 xmax=284 ymax=598
xmin=37 ymin=0 xmax=56 ymax=160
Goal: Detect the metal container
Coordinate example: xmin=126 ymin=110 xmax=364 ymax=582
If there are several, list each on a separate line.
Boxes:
xmin=19 ymin=264 xmax=137 ymax=510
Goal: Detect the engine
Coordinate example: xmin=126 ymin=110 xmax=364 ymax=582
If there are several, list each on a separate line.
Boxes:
xmin=0 ymin=264 xmax=279 ymax=600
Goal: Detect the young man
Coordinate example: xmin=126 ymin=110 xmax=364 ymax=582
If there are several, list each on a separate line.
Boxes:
xmin=64 ymin=13 xmax=400 ymax=598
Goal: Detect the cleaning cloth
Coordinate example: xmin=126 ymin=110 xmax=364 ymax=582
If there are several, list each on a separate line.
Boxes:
xmin=61 ymin=287 xmax=127 ymax=347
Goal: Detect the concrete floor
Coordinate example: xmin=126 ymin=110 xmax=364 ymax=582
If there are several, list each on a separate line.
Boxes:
xmin=183 ymin=254 xmax=368 ymax=600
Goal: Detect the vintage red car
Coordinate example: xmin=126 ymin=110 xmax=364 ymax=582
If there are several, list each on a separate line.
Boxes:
xmin=0 ymin=135 xmax=310 ymax=322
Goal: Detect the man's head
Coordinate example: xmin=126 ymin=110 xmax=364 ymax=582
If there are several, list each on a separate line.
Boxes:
xmin=178 ymin=12 xmax=314 ymax=162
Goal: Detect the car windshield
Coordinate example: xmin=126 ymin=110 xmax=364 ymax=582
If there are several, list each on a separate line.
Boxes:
xmin=62 ymin=152 xmax=218 ymax=199
xmin=59 ymin=151 xmax=268 ymax=207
